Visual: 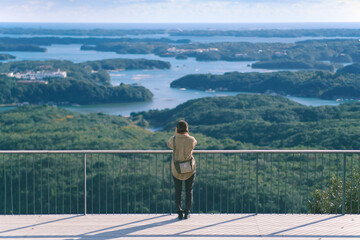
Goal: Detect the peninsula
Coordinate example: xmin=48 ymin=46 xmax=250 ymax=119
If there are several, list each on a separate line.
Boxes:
xmin=170 ymin=64 xmax=360 ymax=100
xmin=0 ymin=58 xmax=172 ymax=105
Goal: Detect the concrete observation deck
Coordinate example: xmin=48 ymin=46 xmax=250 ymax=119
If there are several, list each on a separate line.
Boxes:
xmin=1 ymin=214 xmax=360 ymax=240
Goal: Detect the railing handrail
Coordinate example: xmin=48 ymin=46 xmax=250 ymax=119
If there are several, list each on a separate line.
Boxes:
xmin=0 ymin=149 xmax=359 ymax=154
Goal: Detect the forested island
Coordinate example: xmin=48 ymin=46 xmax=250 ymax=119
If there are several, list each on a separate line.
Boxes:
xmin=0 ymin=36 xmax=358 ymax=71
xmin=0 ymin=58 xmax=170 ymax=73
xmin=81 ymin=39 xmax=359 ymax=62
xmin=2 ymin=27 xmax=360 ymax=38
xmin=161 ymin=39 xmax=360 ymax=64
xmin=79 ymin=39 xmax=359 ymax=70
xmin=1 ymin=36 xmax=359 ymax=65
xmin=0 ymin=58 xmax=172 ymax=105
xmin=0 ymin=36 xmax=189 ymax=46
xmin=0 ymin=43 xmax=46 ymax=52
xmin=0 ymin=53 xmax=15 ymax=60
xmin=79 ymin=58 xmax=170 ymax=71
xmin=169 ymin=29 xmax=360 ymax=38
xmin=0 ymin=36 xmax=188 ymax=54
xmin=0 ymin=75 xmax=152 ymax=105
xmin=0 ymin=28 xmax=166 ymax=36
xmin=251 ymin=60 xmax=337 ymax=71
xmin=170 ymin=66 xmax=360 ymax=100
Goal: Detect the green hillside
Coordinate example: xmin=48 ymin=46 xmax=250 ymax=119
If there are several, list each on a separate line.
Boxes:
xmin=0 ymin=105 xmax=245 ymax=150
xmin=4 ymin=94 xmax=360 ymax=150
xmin=135 ymin=94 xmax=360 ymax=149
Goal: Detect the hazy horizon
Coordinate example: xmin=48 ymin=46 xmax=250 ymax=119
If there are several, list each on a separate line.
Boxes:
xmin=1 ymin=0 xmax=360 ymax=24
xmin=1 ymin=22 xmax=360 ymax=31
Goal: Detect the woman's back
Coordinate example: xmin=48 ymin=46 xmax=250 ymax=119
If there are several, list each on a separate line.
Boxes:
xmin=168 ymin=133 xmax=197 ymax=161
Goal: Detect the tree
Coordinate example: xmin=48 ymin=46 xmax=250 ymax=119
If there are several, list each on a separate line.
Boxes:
xmin=308 ymin=170 xmax=360 ymax=214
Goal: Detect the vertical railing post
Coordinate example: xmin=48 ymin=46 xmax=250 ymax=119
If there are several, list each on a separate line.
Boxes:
xmin=84 ymin=153 xmax=87 ymax=216
xmin=342 ymin=154 xmax=346 ymax=215
xmin=256 ymin=153 xmax=259 ymax=215
xmin=169 ymin=153 xmax=172 ymax=215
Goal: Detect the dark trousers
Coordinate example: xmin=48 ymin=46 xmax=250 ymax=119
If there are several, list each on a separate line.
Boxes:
xmin=173 ymin=174 xmax=195 ymax=213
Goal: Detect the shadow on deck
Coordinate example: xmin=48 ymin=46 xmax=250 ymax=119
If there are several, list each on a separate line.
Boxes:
xmin=1 ymin=214 xmax=359 ymax=239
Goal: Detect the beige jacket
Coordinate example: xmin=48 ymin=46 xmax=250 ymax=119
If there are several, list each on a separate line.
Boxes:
xmin=167 ymin=133 xmax=197 ymax=180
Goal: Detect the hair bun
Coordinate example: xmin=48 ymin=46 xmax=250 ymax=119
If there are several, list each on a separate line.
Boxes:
xmin=177 ymin=120 xmax=189 ymax=133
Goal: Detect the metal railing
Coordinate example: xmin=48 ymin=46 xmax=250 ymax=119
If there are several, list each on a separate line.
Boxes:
xmin=1 ymin=150 xmax=360 ymax=215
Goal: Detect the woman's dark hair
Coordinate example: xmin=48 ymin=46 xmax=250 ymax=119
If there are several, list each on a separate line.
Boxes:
xmin=177 ymin=120 xmax=189 ymax=133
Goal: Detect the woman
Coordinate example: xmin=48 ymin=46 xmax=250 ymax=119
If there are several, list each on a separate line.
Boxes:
xmin=167 ymin=120 xmax=197 ymax=220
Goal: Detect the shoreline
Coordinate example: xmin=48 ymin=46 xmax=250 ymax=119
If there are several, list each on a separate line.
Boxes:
xmin=0 ymin=103 xmax=16 ymax=107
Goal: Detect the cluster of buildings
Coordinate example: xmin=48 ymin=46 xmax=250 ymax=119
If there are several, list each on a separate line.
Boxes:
xmin=4 ymin=69 xmax=67 ymax=84
xmin=167 ymin=47 xmax=219 ymax=54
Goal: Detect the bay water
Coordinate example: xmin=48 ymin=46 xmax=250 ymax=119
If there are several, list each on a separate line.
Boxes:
xmin=0 ymin=24 xmax=353 ymax=115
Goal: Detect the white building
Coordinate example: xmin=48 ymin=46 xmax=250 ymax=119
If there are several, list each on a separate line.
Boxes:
xmin=8 ymin=69 xmax=67 ymax=80
xmin=167 ymin=47 xmax=219 ymax=54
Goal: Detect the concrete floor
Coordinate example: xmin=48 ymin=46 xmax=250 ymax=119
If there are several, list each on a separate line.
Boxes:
xmin=1 ymin=214 xmax=360 ymax=240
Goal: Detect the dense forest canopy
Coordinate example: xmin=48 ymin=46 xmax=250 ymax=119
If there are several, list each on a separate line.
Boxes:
xmin=4 ymin=94 xmax=360 ymax=150
xmin=0 ymin=105 xmax=245 ymax=150
xmin=134 ymin=94 xmax=360 ymax=149
xmin=1 ymin=101 xmax=358 ymax=215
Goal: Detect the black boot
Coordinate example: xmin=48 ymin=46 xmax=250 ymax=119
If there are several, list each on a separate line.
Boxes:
xmin=177 ymin=211 xmax=183 ymax=220
xmin=184 ymin=211 xmax=190 ymax=219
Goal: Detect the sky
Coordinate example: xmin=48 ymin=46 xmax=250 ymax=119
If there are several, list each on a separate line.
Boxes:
xmin=0 ymin=0 xmax=360 ymax=23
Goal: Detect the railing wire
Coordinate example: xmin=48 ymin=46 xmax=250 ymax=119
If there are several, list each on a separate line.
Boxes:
xmin=0 ymin=150 xmax=359 ymax=215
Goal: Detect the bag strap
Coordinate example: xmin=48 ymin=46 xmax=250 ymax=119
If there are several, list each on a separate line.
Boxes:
xmin=172 ymin=136 xmax=181 ymax=174
xmin=173 ymin=135 xmax=176 ymax=155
